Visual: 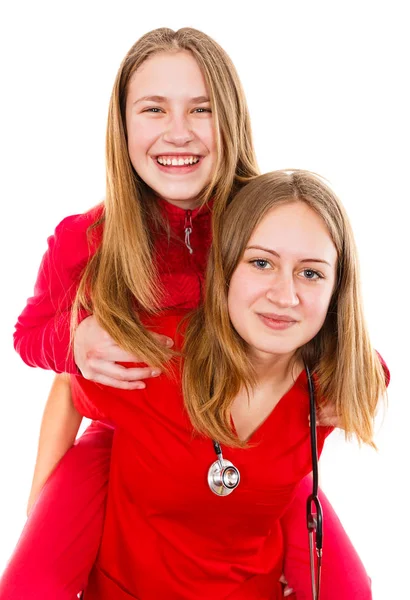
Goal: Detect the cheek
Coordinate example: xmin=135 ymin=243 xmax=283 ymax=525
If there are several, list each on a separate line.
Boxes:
xmin=228 ymin=269 xmax=265 ymax=315
xmin=302 ymin=288 xmax=333 ymax=330
xmin=127 ymin=118 xmax=160 ymax=157
xmin=227 ymin=272 xmax=246 ymax=329
xmin=197 ymin=119 xmax=216 ymax=153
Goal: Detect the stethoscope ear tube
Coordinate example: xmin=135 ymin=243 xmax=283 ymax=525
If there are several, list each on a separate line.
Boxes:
xmin=305 ymin=363 xmax=323 ymax=600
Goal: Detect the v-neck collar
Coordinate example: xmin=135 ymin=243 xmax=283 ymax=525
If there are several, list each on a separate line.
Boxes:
xmin=231 ymin=368 xmax=308 ymax=444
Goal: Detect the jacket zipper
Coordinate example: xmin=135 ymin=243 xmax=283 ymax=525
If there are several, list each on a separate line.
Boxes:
xmin=184 ymin=210 xmax=194 ymax=254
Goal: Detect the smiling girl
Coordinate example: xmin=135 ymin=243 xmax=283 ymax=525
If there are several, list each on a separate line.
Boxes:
xmin=3 ymin=29 xmax=378 ymax=599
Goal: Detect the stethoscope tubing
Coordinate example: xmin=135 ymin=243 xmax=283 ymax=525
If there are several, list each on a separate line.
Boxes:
xmin=305 ymin=363 xmax=323 ymax=600
xmin=209 ymin=364 xmax=323 ymax=599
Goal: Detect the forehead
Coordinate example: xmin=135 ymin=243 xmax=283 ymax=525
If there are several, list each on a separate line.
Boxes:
xmin=249 ymin=202 xmax=337 ymax=262
xmin=128 ymin=51 xmax=208 ymax=99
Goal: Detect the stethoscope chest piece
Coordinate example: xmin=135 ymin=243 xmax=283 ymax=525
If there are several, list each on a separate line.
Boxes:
xmin=207 ymin=458 xmax=240 ymax=496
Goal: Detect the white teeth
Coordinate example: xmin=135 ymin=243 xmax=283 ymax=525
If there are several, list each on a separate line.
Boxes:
xmin=157 ymin=156 xmax=200 ymax=166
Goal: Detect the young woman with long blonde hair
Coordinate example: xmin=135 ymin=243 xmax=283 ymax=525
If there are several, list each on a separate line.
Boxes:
xmin=2 ymin=29 xmax=377 ymax=599
xmin=71 ymin=170 xmax=387 ymax=598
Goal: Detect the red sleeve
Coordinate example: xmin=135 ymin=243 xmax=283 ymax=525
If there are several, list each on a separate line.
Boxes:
xmin=13 ymin=206 xmax=103 ymax=374
xmin=376 ymin=351 xmax=390 ymax=386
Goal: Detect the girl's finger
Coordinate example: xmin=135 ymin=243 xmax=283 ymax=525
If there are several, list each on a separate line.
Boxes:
xmin=86 ymin=361 xmax=161 ymax=385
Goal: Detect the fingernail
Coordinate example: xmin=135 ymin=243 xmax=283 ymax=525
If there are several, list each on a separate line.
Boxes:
xmin=165 ymin=337 xmax=174 ymax=347
xmin=151 ymin=370 xmax=161 ymax=377
xmin=284 ymin=589 xmax=294 ymax=597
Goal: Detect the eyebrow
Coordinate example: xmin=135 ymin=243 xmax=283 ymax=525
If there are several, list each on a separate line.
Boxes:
xmin=245 ymin=245 xmax=333 ymax=267
xmin=133 ymin=95 xmax=210 ymax=105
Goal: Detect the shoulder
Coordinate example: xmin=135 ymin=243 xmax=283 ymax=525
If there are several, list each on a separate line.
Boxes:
xmin=50 ymin=204 xmax=104 ymax=268
xmin=54 ymin=203 xmax=104 ymax=240
xmin=376 ymin=351 xmax=390 ymax=386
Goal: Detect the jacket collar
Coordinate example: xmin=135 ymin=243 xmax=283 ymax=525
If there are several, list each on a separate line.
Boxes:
xmin=157 ymin=197 xmax=214 ymax=221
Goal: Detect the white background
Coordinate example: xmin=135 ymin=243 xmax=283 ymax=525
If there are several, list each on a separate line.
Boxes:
xmin=0 ymin=1 xmax=408 ymax=598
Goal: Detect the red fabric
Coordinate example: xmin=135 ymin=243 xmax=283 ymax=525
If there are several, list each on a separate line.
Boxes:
xmin=13 ymin=205 xmax=103 ymax=374
xmin=5 ymin=201 xmax=379 ymax=599
xmin=0 ymin=420 xmax=113 ymax=600
xmin=281 ymin=475 xmax=372 ymax=599
xmin=13 ymin=201 xmax=212 ymax=373
xmin=0 ymin=424 xmax=374 ymax=600
xmin=70 ymin=311 xmax=334 ymax=600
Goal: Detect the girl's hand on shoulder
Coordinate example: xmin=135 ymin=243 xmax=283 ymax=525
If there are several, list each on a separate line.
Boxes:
xmin=73 ymin=315 xmax=173 ymax=389
xmin=315 ymin=403 xmax=343 ymax=428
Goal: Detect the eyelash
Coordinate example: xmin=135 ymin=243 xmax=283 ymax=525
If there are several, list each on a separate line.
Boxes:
xmin=142 ymin=107 xmax=212 ymax=114
xmin=249 ymin=259 xmax=324 ymax=280
xmin=301 ymin=269 xmax=324 ymax=280
xmin=250 ymin=259 xmax=271 ymax=270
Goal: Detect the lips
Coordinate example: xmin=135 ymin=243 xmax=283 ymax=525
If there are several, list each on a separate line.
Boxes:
xmin=257 ymin=313 xmax=298 ymax=331
xmin=153 ymin=154 xmax=203 ymax=175
xmin=258 ymin=312 xmax=296 ymax=322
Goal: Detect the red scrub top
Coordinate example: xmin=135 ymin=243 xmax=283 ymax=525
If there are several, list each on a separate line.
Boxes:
xmin=72 ymin=311 xmax=333 ymax=600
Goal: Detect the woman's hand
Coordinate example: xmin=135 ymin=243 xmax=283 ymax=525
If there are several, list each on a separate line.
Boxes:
xmin=73 ymin=316 xmax=173 ymax=389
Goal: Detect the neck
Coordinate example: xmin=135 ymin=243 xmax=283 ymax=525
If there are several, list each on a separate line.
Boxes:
xmin=249 ymin=350 xmax=302 ymax=387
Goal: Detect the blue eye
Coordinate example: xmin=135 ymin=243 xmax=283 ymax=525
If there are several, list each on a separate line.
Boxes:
xmin=251 ymin=259 xmax=271 ymax=270
xmin=302 ymin=269 xmax=322 ymax=280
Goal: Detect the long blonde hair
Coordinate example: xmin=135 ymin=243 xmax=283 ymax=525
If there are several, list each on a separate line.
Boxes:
xmin=183 ymin=170 xmax=387 ymax=447
xmin=72 ymin=28 xmax=259 ymax=367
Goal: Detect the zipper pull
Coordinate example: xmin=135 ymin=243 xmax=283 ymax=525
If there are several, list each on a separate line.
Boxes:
xmin=184 ymin=210 xmax=193 ymax=254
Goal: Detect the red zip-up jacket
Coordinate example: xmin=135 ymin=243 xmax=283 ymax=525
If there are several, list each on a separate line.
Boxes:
xmin=13 ymin=200 xmax=212 ymax=373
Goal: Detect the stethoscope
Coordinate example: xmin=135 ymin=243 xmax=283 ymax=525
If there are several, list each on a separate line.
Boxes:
xmin=207 ymin=364 xmax=323 ymax=600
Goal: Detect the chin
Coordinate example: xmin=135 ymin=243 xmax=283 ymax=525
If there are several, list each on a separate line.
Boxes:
xmin=167 ymin=186 xmax=203 ymax=200
xmin=249 ymin=338 xmax=300 ymax=357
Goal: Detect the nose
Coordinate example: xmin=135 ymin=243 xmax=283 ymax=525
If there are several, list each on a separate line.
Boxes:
xmin=265 ymin=273 xmax=299 ymax=308
xmin=162 ymin=112 xmax=194 ymax=146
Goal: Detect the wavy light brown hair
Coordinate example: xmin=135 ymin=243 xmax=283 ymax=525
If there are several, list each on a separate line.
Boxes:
xmin=72 ymin=28 xmax=259 ymax=367
xmin=183 ymin=170 xmax=387 ymax=447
